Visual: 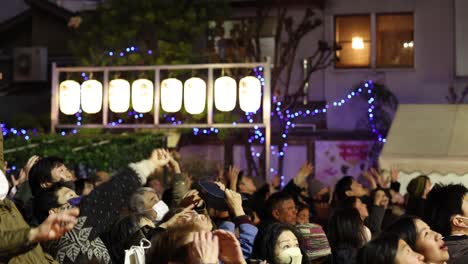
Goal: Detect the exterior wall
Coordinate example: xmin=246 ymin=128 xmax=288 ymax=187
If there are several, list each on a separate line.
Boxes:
xmin=285 ymin=0 xmax=458 ymax=130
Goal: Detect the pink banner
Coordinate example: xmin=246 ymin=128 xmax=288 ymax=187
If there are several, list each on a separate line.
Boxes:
xmin=315 ymin=140 xmax=373 ymax=187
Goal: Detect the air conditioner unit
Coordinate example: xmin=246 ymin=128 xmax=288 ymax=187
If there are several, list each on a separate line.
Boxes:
xmin=13 ymin=47 xmax=48 ymax=82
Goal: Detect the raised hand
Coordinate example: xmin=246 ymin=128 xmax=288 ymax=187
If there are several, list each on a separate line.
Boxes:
xmin=11 ymin=169 xmax=27 ymax=187
xmin=24 ymin=155 xmax=40 ymax=178
xmin=390 ymin=166 xmax=399 ymax=183
xmin=159 ymin=204 xmax=196 ymax=229
xmin=227 ymin=165 xmax=241 ymax=191
xmin=213 ymin=229 xmax=246 ymax=264
xmin=179 ymin=189 xmax=203 ymax=208
xmin=371 ymin=168 xmax=390 ymax=188
xmin=225 ymin=189 xmax=245 ymax=217
xmin=167 ymin=150 xmax=181 ymax=174
xmin=29 ymin=208 xmax=79 ymax=243
xmin=150 ymin=149 xmax=172 ymax=168
xmin=271 ymin=173 xmax=281 ymax=189
xmin=362 ymin=169 xmax=377 ymax=190
xmin=189 ymin=231 xmax=219 ymax=264
xmin=294 ymin=162 xmax=314 ymax=187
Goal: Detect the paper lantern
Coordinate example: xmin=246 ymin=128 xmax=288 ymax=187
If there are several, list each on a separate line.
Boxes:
xmin=132 ymin=79 xmax=154 ymax=113
xmin=81 ymin=80 xmax=102 ymax=114
xmin=161 ymin=78 xmax=183 ymax=113
xmin=109 ymin=79 xmax=130 ymax=113
xmin=214 ymin=76 xmax=237 ymax=112
xmin=239 ymin=76 xmax=262 ymax=112
xmin=184 ymin=77 xmax=206 ymax=115
xmin=59 ymin=80 xmax=81 ymax=115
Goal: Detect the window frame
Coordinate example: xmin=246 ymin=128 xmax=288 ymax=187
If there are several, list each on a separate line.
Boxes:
xmin=333 ymin=13 xmax=372 ymax=69
xmin=333 ymin=12 xmax=415 ymax=70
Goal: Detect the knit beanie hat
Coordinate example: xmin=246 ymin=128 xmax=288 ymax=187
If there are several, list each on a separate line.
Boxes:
xmin=296 ymin=223 xmax=331 ymax=261
xmin=406 ymin=175 xmax=429 ymax=198
xmin=308 ymin=179 xmax=326 ymax=197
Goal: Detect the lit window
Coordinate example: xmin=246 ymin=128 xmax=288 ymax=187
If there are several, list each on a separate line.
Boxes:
xmin=376 ymin=13 xmax=414 ymax=67
xmin=335 ymin=15 xmax=371 ymax=68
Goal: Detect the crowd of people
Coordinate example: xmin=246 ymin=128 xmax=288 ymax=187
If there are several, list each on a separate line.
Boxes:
xmin=0 ymin=146 xmax=467 ymax=264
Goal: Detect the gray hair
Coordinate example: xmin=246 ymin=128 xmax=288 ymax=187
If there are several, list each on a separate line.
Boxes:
xmin=129 ymin=187 xmax=157 ymax=218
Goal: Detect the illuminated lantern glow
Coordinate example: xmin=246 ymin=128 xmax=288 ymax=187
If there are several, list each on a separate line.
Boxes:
xmin=81 ymin=80 xmax=102 ymax=114
xmin=352 ymin=37 xmax=365 ymax=50
xmin=109 ymin=79 xmax=130 ymax=113
xmin=214 ymin=76 xmax=237 ymax=112
xmin=59 ymin=80 xmax=81 ymax=115
xmin=132 ymin=79 xmax=154 ymax=113
xmin=161 ymin=78 xmax=183 ymax=113
xmin=184 ymin=77 xmax=206 ymax=115
xmin=239 ymin=76 xmax=262 ymax=112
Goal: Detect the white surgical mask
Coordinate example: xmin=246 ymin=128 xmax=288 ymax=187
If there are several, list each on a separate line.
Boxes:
xmin=0 ymin=170 xmax=9 ymax=200
xmin=152 ymin=200 xmax=169 ymax=221
xmin=275 ymin=247 xmax=302 ymax=264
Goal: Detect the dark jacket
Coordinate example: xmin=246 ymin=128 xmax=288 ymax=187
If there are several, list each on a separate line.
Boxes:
xmin=331 ymin=246 xmax=356 ymax=264
xmin=101 ymin=215 xmax=159 ymax=264
xmin=445 ymin=235 xmax=468 ymax=264
xmin=0 ymin=198 xmax=57 ymax=264
xmin=43 ymin=167 xmax=142 ymax=264
xmin=361 ymin=196 xmax=386 ymax=236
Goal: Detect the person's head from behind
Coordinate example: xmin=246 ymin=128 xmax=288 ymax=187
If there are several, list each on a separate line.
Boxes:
xmin=149 ymin=222 xmax=204 ymax=264
xmin=29 ymin=157 xmax=75 ymax=196
xmin=266 ymin=192 xmax=297 ymax=225
xmin=309 ymin=178 xmax=329 ymax=202
xmin=33 ymin=183 xmax=80 ymax=223
xmin=129 ymin=187 xmax=164 ymax=222
xmin=406 ymin=175 xmax=431 ymax=199
xmin=425 ymin=183 xmax=468 ymax=237
xmin=357 ymin=233 xmax=425 ymax=264
xmin=237 ymin=173 xmax=257 ymax=195
xmin=160 ymin=207 xmax=213 ymax=232
xmin=333 ymin=176 xmax=366 ymax=203
xmin=146 ymin=175 xmax=165 ymax=197
xmin=385 ymin=215 xmax=449 ymax=263
xmin=296 ymin=203 xmax=310 ymax=225
xmin=253 ymin=222 xmax=303 ymax=264
xmin=338 ymin=196 xmax=369 ymax=221
xmin=327 ymin=207 xmax=369 ymax=251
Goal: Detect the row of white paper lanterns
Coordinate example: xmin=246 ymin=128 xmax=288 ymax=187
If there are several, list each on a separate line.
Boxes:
xmin=59 ymin=76 xmax=262 ymax=115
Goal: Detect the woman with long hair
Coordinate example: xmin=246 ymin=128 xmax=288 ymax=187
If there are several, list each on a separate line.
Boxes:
xmin=357 ymin=233 xmax=425 ymax=264
xmin=327 ymin=207 xmax=369 ymax=264
xmin=385 ymin=215 xmax=450 ymax=264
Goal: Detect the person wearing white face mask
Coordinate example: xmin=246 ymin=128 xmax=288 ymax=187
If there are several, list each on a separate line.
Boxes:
xmin=425 ymin=184 xmax=468 ymax=264
xmin=252 ymin=222 xmax=304 ymax=264
xmin=101 ymin=187 xmax=170 ymax=264
xmin=31 ymin=148 xmax=176 ymax=264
